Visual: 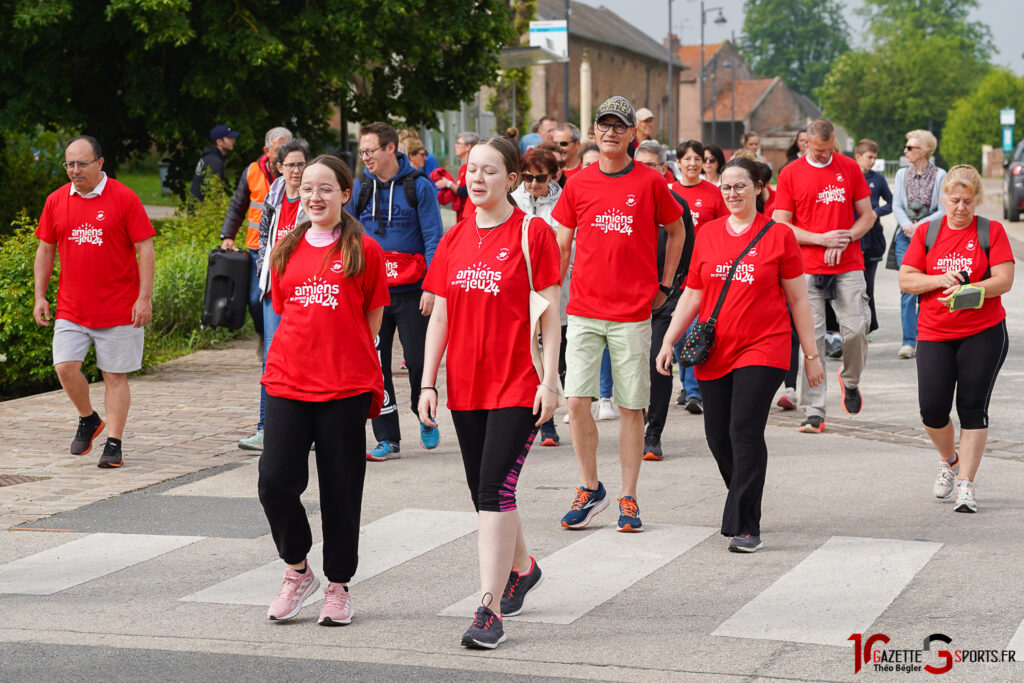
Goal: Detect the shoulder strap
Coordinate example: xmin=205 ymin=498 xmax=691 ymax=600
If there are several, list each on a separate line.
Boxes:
xmin=924 ymin=217 xmax=943 ymax=251
xmin=355 ymin=172 xmax=373 ymax=217
xmin=707 ymin=220 xmax=775 ymax=324
xmin=402 ymin=170 xmax=427 ymax=210
xmin=521 ymin=214 xmax=536 ymax=292
xmin=978 ymin=216 xmax=991 ymax=278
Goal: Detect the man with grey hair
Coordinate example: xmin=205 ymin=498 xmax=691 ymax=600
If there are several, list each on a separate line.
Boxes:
xmin=435 ymin=131 xmax=479 ymax=222
xmin=773 ymin=118 xmax=874 ymax=433
xmin=555 ymin=122 xmax=583 ymax=179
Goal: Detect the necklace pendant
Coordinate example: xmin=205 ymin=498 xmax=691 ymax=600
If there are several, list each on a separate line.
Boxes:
xmin=477 ymin=237 xmax=483 ymax=248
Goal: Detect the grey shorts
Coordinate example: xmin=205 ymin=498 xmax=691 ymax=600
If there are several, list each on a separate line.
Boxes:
xmin=52 ymin=318 xmax=144 ymax=373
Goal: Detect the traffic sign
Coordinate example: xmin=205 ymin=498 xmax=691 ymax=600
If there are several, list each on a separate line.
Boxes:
xmin=1000 ymin=108 xmax=1016 ymax=126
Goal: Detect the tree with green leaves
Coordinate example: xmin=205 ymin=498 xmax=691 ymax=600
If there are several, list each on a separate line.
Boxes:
xmin=0 ymin=0 xmax=517 ymax=208
xmin=819 ymin=0 xmax=992 ymax=159
xmin=942 ymin=69 xmax=1024 ymax=168
xmin=739 ymin=0 xmax=850 ymax=98
xmin=489 ymin=0 xmax=536 ymax=133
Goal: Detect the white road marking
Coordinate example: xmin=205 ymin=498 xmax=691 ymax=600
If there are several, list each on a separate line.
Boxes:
xmin=0 ymin=533 xmax=203 ymax=595
xmin=712 ymin=536 xmax=942 ymax=646
xmin=1006 ymin=617 xmax=1024 ymax=655
xmin=440 ymin=524 xmax=716 ymax=624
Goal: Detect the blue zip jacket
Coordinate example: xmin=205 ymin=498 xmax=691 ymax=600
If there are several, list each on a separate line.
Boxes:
xmin=347 ymin=151 xmax=443 ymax=293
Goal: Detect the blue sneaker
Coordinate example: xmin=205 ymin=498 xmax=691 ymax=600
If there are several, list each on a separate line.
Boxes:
xmin=420 ymin=423 xmax=439 ymax=450
xmin=560 ymin=482 xmax=609 ymax=529
xmin=366 ymin=441 xmax=400 ymax=462
xmin=616 ymin=496 xmax=643 ymax=532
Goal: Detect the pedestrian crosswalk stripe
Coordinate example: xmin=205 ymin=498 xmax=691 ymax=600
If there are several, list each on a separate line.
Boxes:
xmin=712 ymin=536 xmax=942 ymax=647
xmin=439 ymin=524 xmax=717 ymax=624
xmin=181 ymin=508 xmax=477 ymax=605
xmin=1007 ymin=617 xmax=1024 ymax=655
xmin=0 ymin=533 xmax=203 ymax=596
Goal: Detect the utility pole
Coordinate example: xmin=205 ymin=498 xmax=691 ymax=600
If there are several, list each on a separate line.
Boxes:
xmin=564 ymin=0 xmax=571 ymax=122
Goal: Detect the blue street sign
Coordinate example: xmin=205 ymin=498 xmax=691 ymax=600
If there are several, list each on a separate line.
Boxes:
xmin=1004 ymin=125 xmax=1014 ymax=153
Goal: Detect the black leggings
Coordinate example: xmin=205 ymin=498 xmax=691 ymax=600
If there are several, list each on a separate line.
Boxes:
xmin=916 ymin=321 xmax=1008 ymax=430
xmin=699 ymin=365 xmax=786 ymax=537
xmin=258 ymin=392 xmax=371 ymax=584
xmin=451 ymin=407 xmax=538 ymax=512
xmin=373 ymin=289 xmax=429 ymax=444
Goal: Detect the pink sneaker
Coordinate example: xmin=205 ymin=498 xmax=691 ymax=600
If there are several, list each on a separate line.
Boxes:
xmin=267 ymin=564 xmax=320 ymax=621
xmin=318 ymin=582 xmax=354 ymax=625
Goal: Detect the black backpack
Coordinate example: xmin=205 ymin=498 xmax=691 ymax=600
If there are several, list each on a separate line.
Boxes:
xmin=354 ymin=170 xmax=427 ymax=228
xmin=924 ymin=216 xmax=990 ymax=279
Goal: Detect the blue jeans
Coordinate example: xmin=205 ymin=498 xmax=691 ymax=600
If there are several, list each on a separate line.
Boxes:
xmin=673 ymin=319 xmax=701 ymax=399
xmin=248 ymin=251 xmax=264 ymax=340
xmin=893 ymin=231 xmax=918 ymax=346
xmin=258 ymin=296 xmax=282 ymax=430
xmin=599 ymin=346 xmax=613 ymax=398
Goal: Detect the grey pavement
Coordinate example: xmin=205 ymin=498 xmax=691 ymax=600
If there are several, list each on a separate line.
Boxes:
xmin=1 ymin=188 xmax=1023 ymax=681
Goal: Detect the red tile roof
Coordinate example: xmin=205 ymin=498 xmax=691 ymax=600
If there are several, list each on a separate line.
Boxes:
xmin=676 ymin=42 xmax=724 ymax=71
xmin=704 ymin=78 xmax=778 ymax=121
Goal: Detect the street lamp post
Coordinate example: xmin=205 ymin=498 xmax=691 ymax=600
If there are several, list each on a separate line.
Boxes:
xmin=668 ymin=0 xmax=674 ymax=147
xmin=722 ymin=59 xmax=736 ymax=147
xmin=697 ymin=1 xmax=727 ymax=144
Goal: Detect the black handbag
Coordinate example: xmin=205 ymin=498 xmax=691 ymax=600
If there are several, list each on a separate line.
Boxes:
xmin=679 ymin=220 xmax=775 ymax=367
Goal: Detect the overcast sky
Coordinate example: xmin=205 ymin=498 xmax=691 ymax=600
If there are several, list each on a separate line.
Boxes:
xmin=573 ymin=0 xmax=1024 ymax=76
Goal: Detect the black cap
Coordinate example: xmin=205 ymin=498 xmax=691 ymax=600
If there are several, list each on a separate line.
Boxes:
xmin=594 ymin=96 xmax=637 ymax=127
xmin=210 ymin=124 xmax=240 ymax=141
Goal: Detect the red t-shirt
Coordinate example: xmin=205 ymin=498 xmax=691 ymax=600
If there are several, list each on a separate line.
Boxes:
xmin=551 ymin=162 xmax=684 ymax=322
xmin=277 ymin=195 xmax=301 ymax=237
xmin=35 ymin=178 xmax=155 ymax=328
xmin=670 ymin=180 xmax=728 ymax=232
xmin=263 ymin=234 xmax=390 ymax=413
xmin=773 ymin=154 xmax=870 ymax=274
xmin=685 ymin=214 xmax=805 ymax=380
xmin=563 ymin=165 xmax=583 ymax=180
xmin=423 ymin=208 xmax=561 ymax=411
xmin=902 ymin=217 xmax=1014 ymax=342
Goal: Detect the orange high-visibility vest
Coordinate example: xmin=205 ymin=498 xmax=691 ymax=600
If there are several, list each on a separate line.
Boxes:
xmin=244 ymin=162 xmax=271 ymax=249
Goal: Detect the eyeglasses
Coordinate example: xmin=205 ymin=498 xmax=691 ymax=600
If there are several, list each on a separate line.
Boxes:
xmin=595 ymin=120 xmax=629 ymax=135
xmin=522 ymin=173 xmax=549 ymax=184
xmin=557 ymin=140 xmax=575 ymax=147
xmin=299 ymin=185 xmax=341 ymax=198
xmin=281 ymin=162 xmax=307 ymax=170
xmin=638 ymin=161 xmax=659 ymax=170
xmin=358 ymin=146 xmax=384 ymax=158
xmin=63 ymin=159 xmax=98 ymax=170
xmin=720 ymin=182 xmax=751 ymax=195
xmin=904 ymin=145 xmax=921 ymax=152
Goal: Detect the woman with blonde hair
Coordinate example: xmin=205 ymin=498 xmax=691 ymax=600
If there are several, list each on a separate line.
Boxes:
xmin=899 ymin=165 xmax=1014 ymax=513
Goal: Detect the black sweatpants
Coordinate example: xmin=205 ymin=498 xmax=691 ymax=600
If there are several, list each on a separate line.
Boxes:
xmin=784 ymin=310 xmax=799 ymax=390
xmin=372 ymin=289 xmax=429 ymax=444
xmin=258 ymin=392 xmax=371 ymax=584
xmin=451 ymin=407 xmax=538 ymax=512
xmin=646 ymin=297 xmax=678 ymax=440
xmin=916 ymin=321 xmax=1008 ymax=430
xmin=699 ymin=365 xmax=786 ymax=537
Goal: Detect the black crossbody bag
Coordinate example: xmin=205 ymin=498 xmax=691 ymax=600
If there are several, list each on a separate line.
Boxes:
xmin=679 ymin=220 xmax=775 ymax=367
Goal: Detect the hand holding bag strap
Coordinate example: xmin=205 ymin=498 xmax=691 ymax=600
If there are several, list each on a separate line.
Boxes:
xmin=706 ymin=220 xmax=776 ymax=324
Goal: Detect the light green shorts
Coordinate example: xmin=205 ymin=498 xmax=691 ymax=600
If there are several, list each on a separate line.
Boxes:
xmin=564 ymin=315 xmax=652 ymax=410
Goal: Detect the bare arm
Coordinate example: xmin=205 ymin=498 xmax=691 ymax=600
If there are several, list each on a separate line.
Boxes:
xmin=417 ymin=295 xmax=449 ymax=427
xmin=772 ymin=208 xmax=851 ymax=248
xmin=848 ymin=196 xmax=875 ymax=240
xmin=534 ymin=284 xmax=562 ymax=426
xmin=899 ymin=263 xmax=950 ymax=295
xmin=655 ymin=287 xmax=702 ymax=374
xmin=554 ymin=219 xmax=575 ymax=281
xmin=33 ymin=240 xmax=57 ymax=326
xmin=368 ymin=306 xmax=384 ymax=339
xmin=781 ymin=275 xmax=824 ymax=387
xmin=131 ymin=237 xmax=155 ymax=328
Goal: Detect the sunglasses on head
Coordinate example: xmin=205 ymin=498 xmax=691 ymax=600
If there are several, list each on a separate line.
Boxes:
xmin=522 ymin=172 xmax=549 ymax=184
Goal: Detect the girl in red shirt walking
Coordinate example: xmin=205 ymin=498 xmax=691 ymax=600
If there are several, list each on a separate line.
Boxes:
xmin=420 ymin=137 xmax=562 ymax=649
xmin=656 ymin=157 xmax=824 ymax=553
xmin=258 ymin=155 xmax=390 ymax=626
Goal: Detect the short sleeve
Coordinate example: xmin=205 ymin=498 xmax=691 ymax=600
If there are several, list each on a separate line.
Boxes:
xmin=123 ymin=190 xmax=156 ymax=243
xmin=901 ymin=223 xmax=929 ymax=271
xmin=35 ymin=195 xmax=57 ymax=243
xmin=549 ymin=180 xmax=576 ymax=229
xmin=988 ymin=221 xmax=1015 ymax=267
xmin=361 ymin=237 xmax=391 ymax=311
xmin=779 ymin=226 xmax=805 ymax=279
xmin=653 ymin=178 xmax=685 ymax=226
xmin=773 ymin=166 xmax=795 ymax=214
xmin=422 ymin=231 xmax=451 ymax=297
xmin=528 ymin=217 xmax=561 ymax=291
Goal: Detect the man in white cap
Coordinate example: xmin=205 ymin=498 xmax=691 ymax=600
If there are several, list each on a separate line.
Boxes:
xmin=635 ymin=107 xmax=656 ymax=144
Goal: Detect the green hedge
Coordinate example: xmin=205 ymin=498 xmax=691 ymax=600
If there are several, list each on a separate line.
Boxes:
xmin=0 ymin=178 xmax=251 ymax=399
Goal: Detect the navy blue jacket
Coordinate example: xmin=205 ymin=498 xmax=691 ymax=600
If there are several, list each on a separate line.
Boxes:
xmin=859 ymin=169 xmax=892 ymax=261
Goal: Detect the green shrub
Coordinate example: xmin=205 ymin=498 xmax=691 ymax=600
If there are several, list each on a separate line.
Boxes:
xmin=0 ymin=127 xmax=70 ymax=234
xmin=1 ymin=176 xmax=252 ymax=398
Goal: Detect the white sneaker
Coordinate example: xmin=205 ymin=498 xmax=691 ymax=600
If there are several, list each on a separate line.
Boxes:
xmin=953 ymin=479 xmax=977 ymax=513
xmin=932 ymin=458 xmax=959 ymax=498
xmin=562 ymin=412 xmax=571 ymax=424
xmin=898 ymin=344 xmax=916 ymax=359
xmin=596 ymin=397 xmax=617 ymax=421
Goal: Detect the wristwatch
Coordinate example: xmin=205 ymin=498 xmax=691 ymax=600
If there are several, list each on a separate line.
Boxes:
xmin=805 ymin=352 xmax=819 ymax=360
xmin=659 ymin=284 xmax=673 ymax=296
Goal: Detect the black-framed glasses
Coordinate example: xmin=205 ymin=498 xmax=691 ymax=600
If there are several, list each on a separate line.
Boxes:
xmin=720 ymin=182 xmax=751 ymax=194
xmin=904 ymin=145 xmax=920 ymax=152
xmin=522 ymin=173 xmax=549 ymax=184
xmin=595 ymin=120 xmax=628 ymax=134
xmin=281 ymin=162 xmax=307 ymax=170
xmin=63 ymin=159 xmax=98 ymax=170
xmin=358 ymin=146 xmax=384 ymax=158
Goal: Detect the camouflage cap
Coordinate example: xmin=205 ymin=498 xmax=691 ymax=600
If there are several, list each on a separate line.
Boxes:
xmin=594 ymin=96 xmax=636 ymax=127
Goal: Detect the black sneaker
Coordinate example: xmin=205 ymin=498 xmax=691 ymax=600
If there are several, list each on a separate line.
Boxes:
xmin=642 ymin=434 xmax=663 ymax=461
xmin=461 ymin=599 xmax=506 ymax=649
xmin=539 ymin=422 xmax=560 ymax=447
xmin=70 ymin=412 xmax=105 ymax=456
xmin=675 ymin=390 xmax=687 ymax=406
xmin=97 ymin=439 xmax=123 ymax=468
xmin=798 ymin=416 xmax=825 ymax=433
xmin=501 ymin=559 xmax=544 ymax=617
xmin=837 ymin=370 xmax=863 ymax=414
xmin=685 ymin=397 xmax=704 ymax=415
